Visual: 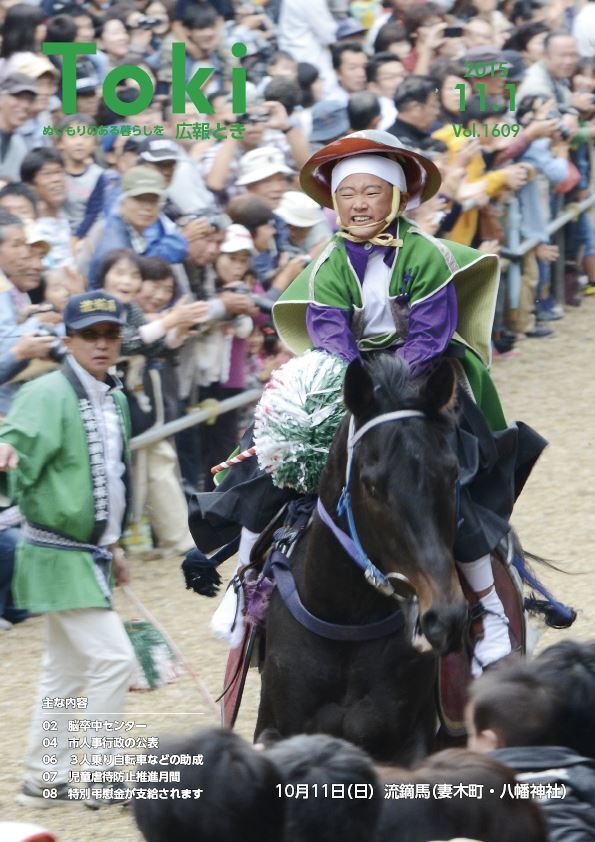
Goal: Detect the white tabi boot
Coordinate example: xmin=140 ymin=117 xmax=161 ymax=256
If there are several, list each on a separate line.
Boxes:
xmin=457 ymin=554 xmax=512 ymax=677
xmin=210 ymin=527 xmax=259 ymax=649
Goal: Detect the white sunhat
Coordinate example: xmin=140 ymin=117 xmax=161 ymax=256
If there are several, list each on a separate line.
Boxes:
xmin=220 ymin=224 xmax=255 ymax=253
xmin=275 ymin=191 xmax=324 ymax=228
xmin=236 ymin=146 xmax=293 ymax=186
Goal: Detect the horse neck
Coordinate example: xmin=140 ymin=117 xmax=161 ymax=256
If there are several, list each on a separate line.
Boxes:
xmin=300 ymin=418 xmax=395 ymax=623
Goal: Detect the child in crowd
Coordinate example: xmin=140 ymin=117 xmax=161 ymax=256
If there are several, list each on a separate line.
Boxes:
xmin=57 ymin=114 xmax=104 ymax=234
xmin=466 ymin=642 xmax=595 ymax=842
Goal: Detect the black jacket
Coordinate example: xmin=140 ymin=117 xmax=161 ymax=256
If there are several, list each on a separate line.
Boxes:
xmin=491 ymin=746 xmax=595 ymax=842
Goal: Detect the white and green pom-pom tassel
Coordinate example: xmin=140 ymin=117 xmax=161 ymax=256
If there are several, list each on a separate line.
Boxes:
xmin=253 ymin=350 xmax=347 ymax=494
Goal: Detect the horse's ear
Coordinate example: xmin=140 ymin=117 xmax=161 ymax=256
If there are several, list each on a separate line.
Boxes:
xmin=343 ymin=358 xmax=378 ymax=419
xmin=420 ymin=359 xmax=457 ymax=416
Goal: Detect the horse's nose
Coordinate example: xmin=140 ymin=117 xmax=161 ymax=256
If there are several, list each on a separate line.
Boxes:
xmin=421 ymin=601 xmax=468 ymax=655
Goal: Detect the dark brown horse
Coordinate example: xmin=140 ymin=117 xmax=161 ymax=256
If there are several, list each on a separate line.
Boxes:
xmin=254 ymin=356 xmax=470 ymax=765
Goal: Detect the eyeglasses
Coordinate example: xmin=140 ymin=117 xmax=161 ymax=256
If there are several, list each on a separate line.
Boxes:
xmin=77 ymin=327 xmax=122 ymax=341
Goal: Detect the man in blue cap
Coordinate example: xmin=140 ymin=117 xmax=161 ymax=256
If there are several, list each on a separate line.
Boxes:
xmin=0 ymin=291 xmax=137 ymax=808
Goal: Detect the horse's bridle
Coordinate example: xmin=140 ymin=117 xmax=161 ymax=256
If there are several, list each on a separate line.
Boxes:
xmin=317 ymin=410 xmax=425 ymax=604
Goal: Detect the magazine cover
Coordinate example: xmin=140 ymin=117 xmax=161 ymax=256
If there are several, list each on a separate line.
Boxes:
xmin=0 ymin=0 xmax=593 ymax=840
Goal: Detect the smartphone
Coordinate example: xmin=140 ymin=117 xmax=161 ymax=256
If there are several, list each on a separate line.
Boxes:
xmin=443 ymin=26 xmax=464 ymax=37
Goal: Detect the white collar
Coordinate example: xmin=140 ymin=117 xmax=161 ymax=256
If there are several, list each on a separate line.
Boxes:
xmin=68 ymin=355 xmax=111 ymax=399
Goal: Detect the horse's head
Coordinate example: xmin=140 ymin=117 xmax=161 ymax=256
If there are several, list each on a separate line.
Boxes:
xmin=337 ymin=355 xmax=467 ymax=655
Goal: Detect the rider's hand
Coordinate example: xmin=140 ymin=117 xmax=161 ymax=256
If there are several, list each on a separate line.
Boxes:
xmin=0 ymin=443 xmax=19 ymax=470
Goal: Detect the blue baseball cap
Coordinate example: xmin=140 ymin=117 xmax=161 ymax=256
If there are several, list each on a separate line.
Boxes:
xmin=63 ymin=291 xmax=124 ymax=331
xmin=309 ymin=100 xmax=350 ymax=143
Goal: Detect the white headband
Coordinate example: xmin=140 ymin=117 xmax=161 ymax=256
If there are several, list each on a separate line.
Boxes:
xmin=331 ymin=153 xmax=407 ymax=194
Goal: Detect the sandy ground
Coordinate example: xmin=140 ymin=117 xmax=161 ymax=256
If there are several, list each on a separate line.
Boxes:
xmin=1 ymin=298 xmax=594 ymax=841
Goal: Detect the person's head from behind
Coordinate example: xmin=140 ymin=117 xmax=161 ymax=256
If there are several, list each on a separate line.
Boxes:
xmin=466 ymin=660 xmax=560 ymax=753
xmin=216 ymin=224 xmax=254 ymax=287
xmin=264 ymin=75 xmax=301 ymax=118
xmin=367 ymin=53 xmax=406 ymax=102
xmin=20 ymin=148 xmax=66 ymax=211
xmin=536 ymin=639 xmax=595 ymax=759
xmin=0 ymin=209 xmax=28 ymax=285
xmin=228 ymin=193 xmax=276 ymax=253
xmin=119 ymin=165 xmax=166 ymax=232
xmin=332 ymin=42 xmax=368 ymax=95
xmin=0 ymin=182 xmax=37 ymax=221
xmin=133 ymin=728 xmax=283 ymax=842
xmin=543 ymin=31 xmax=578 ymax=81
xmin=265 ymin=734 xmax=381 ymax=842
xmin=348 ymin=91 xmax=382 ymax=131
xmin=378 ymin=748 xmax=547 ymax=842
xmin=97 ymin=247 xmax=143 ymax=305
xmin=136 ymin=255 xmax=176 ymax=313
xmin=297 ymin=62 xmax=323 ymax=108
xmin=62 ymin=291 xmax=123 ymax=381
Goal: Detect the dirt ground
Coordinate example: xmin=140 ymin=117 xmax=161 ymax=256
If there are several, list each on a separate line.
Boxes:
xmin=1 ymin=299 xmax=594 ymax=841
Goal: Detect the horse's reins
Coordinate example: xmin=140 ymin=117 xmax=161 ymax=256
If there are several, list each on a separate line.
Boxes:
xmin=317 ymin=410 xmax=425 ymax=603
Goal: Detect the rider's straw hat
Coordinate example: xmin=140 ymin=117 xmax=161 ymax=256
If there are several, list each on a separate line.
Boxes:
xmin=300 ymin=129 xmax=441 ymax=211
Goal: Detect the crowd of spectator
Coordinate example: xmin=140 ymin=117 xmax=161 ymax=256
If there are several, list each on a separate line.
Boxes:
xmin=0 ymin=0 xmax=595 ymax=633
xmin=124 ymin=638 xmax=591 ymax=842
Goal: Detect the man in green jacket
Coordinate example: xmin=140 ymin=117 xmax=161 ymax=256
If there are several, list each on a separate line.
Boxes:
xmin=0 ymin=291 xmax=136 ymax=808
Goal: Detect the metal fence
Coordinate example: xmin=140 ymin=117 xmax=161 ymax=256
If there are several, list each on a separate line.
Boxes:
xmin=130 ymin=388 xmax=262 ymax=451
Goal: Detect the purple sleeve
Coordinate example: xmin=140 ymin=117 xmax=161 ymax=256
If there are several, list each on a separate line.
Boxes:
xmin=395 ymin=284 xmax=458 ymax=376
xmin=306 ymin=303 xmax=361 ymax=364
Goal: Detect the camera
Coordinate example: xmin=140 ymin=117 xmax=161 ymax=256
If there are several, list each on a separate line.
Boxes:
xmin=226 ymin=283 xmax=273 ymax=314
xmin=35 ymin=325 xmax=68 ymax=364
xmin=546 ymin=110 xmax=572 ymax=141
xmin=135 ymin=15 xmax=161 ymax=29
xmin=234 ymin=111 xmax=269 ymax=125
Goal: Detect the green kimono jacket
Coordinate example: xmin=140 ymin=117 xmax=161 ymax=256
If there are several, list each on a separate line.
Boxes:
xmin=273 ymin=218 xmax=506 ymax=431
xmin=0 ymin=369 xmax=131 ymax=613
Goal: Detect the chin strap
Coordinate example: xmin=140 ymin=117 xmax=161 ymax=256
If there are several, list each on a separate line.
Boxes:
xmin=333 ymin=186 xmax=405 ymax=247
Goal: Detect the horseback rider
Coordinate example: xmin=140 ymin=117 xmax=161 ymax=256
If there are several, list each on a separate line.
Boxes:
xmin=189 ymin=130 xmax=546 ymax=675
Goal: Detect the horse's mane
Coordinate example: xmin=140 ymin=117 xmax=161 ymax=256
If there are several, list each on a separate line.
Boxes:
xmin=363 ymin=354 xmax=418 ymax=408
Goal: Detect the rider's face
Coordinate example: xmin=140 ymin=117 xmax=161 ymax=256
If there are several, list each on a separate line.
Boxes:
xmin=334 ymin=174 xmax=395 ymax=239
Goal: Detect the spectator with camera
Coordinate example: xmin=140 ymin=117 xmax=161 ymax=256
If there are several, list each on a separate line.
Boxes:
xmin=517 ymin=31 xmax=595 ymax=115
xmin=202 ymin=97 xmax=308 ymax=207
xmin=87 ymin=165 xmax=188 ymax=287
